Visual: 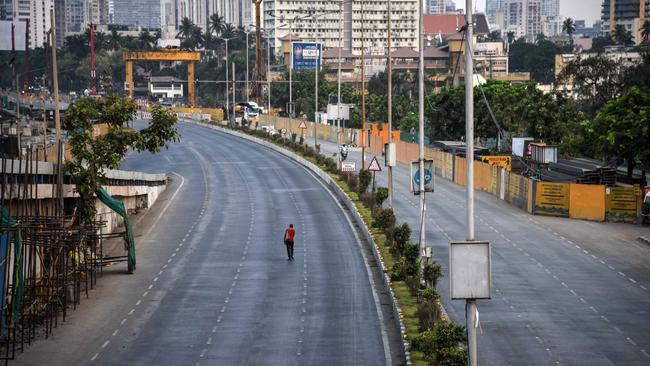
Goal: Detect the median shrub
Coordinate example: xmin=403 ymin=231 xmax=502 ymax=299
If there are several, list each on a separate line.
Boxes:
xmin=389 ymin=223 xmax=411 ymax=256
xmin=323 ymin=157 xmax=337 ymax=173
xmin=411 ymin=322 xmax=467 ymax=366
xmin=374 ymin=187 xmax=389 ymax=206
xmin=423 ymin=262 xmax=443 ymax=288
xmin=416 ymin=297 xmax=441 ymax=331
xmin=358 ymin=170 xmax=372 ymax=194
xmin=372 ymin=207 xmax=395 ymax=229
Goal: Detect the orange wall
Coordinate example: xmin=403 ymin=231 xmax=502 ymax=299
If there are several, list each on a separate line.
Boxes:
xmin=569 ymin=184 xmax=605 ymax=221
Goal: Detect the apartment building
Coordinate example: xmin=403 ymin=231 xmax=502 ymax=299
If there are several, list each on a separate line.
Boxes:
xmin=264 ymin=0 xmax=418 ymax=58
xmin=503 ymin=0 xmax=541 ymax=41
xmin=113 ymin=0 xmax=160 ymax=29
xmin=601 ymin=0 xmax=649 ymax=44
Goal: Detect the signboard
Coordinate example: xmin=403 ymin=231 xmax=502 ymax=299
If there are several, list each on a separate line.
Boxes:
xmin=481 ymin=155 xmax=512 ymax=171
xmin=298 ymin=120 xmax=307 ymax=129
xmin=410 ymin=160 xmax=434 ymax=193
xmin=605 ymin=185 xmax=641 ymax=222
xmin=534 ymin=182 xmax=569 ymax=217
xmin=368 ymin=157 xmax=382 ymax=172
xmin=326 ymin=103 xmax=351 ymax=120
xmin=450 ymin=241 xmax=492 ymax=300
xmin=341 ymin=161 xmax=356 ymax=172
xmin=291 ymin=42 xmax=322 ymax=70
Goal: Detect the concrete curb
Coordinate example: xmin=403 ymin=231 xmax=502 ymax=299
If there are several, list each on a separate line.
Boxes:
xmin=184 ymin=120 xmax=410 ymax=365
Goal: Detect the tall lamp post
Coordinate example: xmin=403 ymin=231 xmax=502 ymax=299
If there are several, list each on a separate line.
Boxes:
xmin=387 ymin=0 xmax=393 ymax=208
xmin=216 ymin=37 xmax=237 ymax=124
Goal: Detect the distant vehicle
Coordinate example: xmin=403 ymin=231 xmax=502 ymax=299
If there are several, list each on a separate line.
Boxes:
xmin=260 ymin=125 xmax=278 ymax=136
xmin=157 ymin=39 xmax=181 ymax=49
xmin=245 ymin=101 xmax=260 ymax=123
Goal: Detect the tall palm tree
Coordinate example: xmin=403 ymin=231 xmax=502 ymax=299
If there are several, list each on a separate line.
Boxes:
xmin=640 ymin=20 xmax=650 ymax=44
xmin=190 ymin=26 xmax=205 ymax=49
xmin=177 ymin=18 xmax=195 ymax=41
xmin=614 ymin=24 xmax=633 ymax=45
xmin=563 ymin=17 xmax=576 ymax=50
xmin=138 ymin=30 xmax=155 ymax=50
xmin=109 ymin=29 xmax=122 ymax=50
xmin=221 ymin=23 xmax=236 ymax=39
xmin=535 ymin=32 xmax=547 ymax=44
xmin=209 ymin=13 xmax=225 ymax=36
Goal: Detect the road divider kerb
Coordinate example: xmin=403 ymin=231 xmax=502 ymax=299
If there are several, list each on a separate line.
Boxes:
xmin=183 ymin=119 xmax=409 ymax=365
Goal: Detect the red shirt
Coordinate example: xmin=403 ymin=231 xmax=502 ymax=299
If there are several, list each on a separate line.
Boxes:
xmin=285 ymin=227 xmax=296 ymax=242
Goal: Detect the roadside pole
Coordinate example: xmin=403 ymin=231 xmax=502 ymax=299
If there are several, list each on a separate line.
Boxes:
xmin=315 ymin=46 xmax=319 ymax=151
xmin=417 ymin=0 xmax=426 ymax=262
xmin=232 ymin=62 xmax=235 ymax=125
xmin=50 ymin=8 xmax=63 ymax=214
xmin=336 ymin=0 xmax=343 ymax=168
xmin=465 ymin=1 xmax=478 ymax=365
xmin=387 ymin=0 xmax=393 ymax=208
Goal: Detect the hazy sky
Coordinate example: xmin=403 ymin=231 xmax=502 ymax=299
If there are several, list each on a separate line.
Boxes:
xmin=452 ymin=0 xmax=603 ymax=26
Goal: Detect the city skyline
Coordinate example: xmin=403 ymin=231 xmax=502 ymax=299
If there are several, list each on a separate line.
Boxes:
xmin=452 ymin=0 xmax=603 ymax=26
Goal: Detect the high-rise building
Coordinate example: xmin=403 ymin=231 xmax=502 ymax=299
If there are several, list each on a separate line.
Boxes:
xmin=540 ymin=0 xmax=559 ymax=18
xmin=207 ymin=0 xmax=251 ymax=29
xmin=426 ymin=0 xmax=446 ymax=14
xmin=0 ymin=0 xmax=12 ymax=19
xmin=85 ymin=0 xmax=110 ymax=26
xmin=30 ymin=0 xmax=55 ymax=48
xmin=503 ymin=0 xmax=541 ymax=41
xmin=264 ymin=0 xmax=418 ymax=57
xmin=486 ymin=0 xmax=504 ymax=27
xmin=113 ymin=0 xmax=160 ymax=29
xmin=601 ymin=0 xmax=649 ymax=44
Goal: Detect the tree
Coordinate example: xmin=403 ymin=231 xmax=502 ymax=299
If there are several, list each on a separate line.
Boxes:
xmin=586 ymin=87 xmax=650 ymax=178
xmin=509 ymin=38 xmax=562 ymax=83
xmin=63 ymin=96 xmax=179 ymax=223
xmin=109 ymin=29 xmax=122 ymax=50
xmin=557 ymin=54 xmax=627 ymax=116
xmin=138 ymin=30 xmax=155 ymax=50
xmin=562 ymin=17 xmax=576 ymax=50
xmin=535 ymin=32 xmax=547 ymax=44
xmin=640 ymin=20 xmax=650 ymax=44
xmin=614 ymin=24 xmax=634 ymax=46
xmin=209 ymin=13 xmax=225 ymax=36
xmin=506 ymin=31 xmax=516 ymax=45
xmin=591 ymin=35 xmax=615 ymax=52
xmin=177 ymin=17 xmax=196 ymax=48
xmin=486 ymin=30 xmax=503 ymax=42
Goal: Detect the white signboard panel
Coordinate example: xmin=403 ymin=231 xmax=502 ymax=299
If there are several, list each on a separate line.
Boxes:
xmin=0 ymin=21 xmax=27 ymax=51
xmin=450 ymin=240 xmax=492 ymax=299
xmin=341 ymin=161 xmax=356 ymax=172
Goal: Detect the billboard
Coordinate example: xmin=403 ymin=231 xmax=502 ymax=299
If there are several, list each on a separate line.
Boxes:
xmin=0 ymin=21 xmax=27 ymax=51
xmin=291 ymin=42 xmax=321 ymax=70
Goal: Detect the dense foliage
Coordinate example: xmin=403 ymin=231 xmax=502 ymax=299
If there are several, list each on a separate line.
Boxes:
xmin=64 ymin=96 xmax=179 ymax=222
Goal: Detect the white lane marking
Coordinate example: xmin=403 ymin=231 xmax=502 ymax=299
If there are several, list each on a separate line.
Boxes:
xmin=145 ymin=171 xmax=185 ymax=236
xmin=153 ymin=277 xmax=159 ymax=282
xmin=91 ymin=353 xmax=99 ymax=361
xmin=641 ymin=349 xmax=650 ymax=358
xmin=101 ymin=340 xmax=110 ymax=348
xmin=206 ymin=337 xmax=213 ymax=345
xmin=142 ymin=291 xmax=149 ymax=297
xmin=601 ymin=315 xmax=610 ymax=323
xmin=629 ymin=278 xmax=637 ymax=283
xmin=121 ymin=318 xmax=127 ymax=325
xmin=148 ymin=284 xmax=153 ymax=290
xmin=112 ymin=329 xmax=119 ymax=336
xmin=128 ymin=309 xmax=135 ymax=315
xmin=617 ymin=272 xmax=626 ymax=277
xmin=135 ymin=300 xmax=142 ymax=306
xmin=200 ymin=349 xmax=207 ymax=358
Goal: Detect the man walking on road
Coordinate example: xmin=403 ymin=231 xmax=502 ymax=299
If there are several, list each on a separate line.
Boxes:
xmin=284 ymin=224 xmax=296 ymax=260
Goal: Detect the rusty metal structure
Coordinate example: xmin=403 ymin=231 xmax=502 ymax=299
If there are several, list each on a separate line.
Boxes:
xmin=0 ymin=148 xmax=120 ymax=364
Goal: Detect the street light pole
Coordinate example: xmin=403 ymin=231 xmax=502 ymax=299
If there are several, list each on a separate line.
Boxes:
xmin=315 ymin=44 xmax=319 ymax=151
xmin=418 ymin=0 xmax=426 ymax=262
xmin=361 ymin=0 xmax=366 ymax=169
xmin=217 ymin=37 xmax=237 ymax=124
xmin=465 ymin=1 xmax=478 ymax=365
xmin=387 ymin=0 xmax=393 ymax=208
xmin=267 ymin=33 xmax=272 ymax=129
xmin=245 ymin=27 xmax=250 ymax=101
xmin=337 ymin=0 xmax=343 ymax=167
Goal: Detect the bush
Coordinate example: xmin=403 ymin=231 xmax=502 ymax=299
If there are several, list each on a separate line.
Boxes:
xmin=421 ymin=287 xmax=440 ymax=302
xmin=405 ymin=274 xmax=422 ymax=295
xmin=423 ymin=262 xmax=443 ymax=288
xmin=403 ymin=242 xmax=420 ymax=263
xmin=415 ymin=299 xmax=441 ymax=331
xmin=299 ymin=135 xmax=305 ymax=145
xmin=372 ymin=207 xmax=396 ymax=229
xmin=411 ymin=323 xmax=467 ymax=366
xmin=358 ymin=170 xmax=372 ymax=194
xmin=344 ymin=172 xmax=359 ymax=192
xmin=360 ymin=191 xmax=376 ymax=209
xmin=390 ymin=223 xmax=411 ymax=256
xmin=374 ymin=187 xmax=389 ymax=206
xmin=323 ymin=157 xmax=337 ymax=173
xmin=291 ymin=133 xmax=297 ymax=143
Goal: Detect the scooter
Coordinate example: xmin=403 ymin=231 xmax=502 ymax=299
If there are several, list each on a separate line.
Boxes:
xmin=340 ymin=148 xmax=348 ymax=161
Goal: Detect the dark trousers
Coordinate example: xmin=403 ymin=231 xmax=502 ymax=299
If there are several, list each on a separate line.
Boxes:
xmin=285 ymin=241 xmax=294 ymax=259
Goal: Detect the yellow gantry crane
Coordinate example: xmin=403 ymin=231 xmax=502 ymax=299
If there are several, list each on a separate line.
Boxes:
xmin=123 ymin=50 xmax=201 ymax=106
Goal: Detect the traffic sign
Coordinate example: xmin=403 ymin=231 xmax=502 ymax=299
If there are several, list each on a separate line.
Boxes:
xmin=281 ymin=128 xmax=287 ymax=134
xmin=368 ymin=156 xmax=382 ymax=172
xmin=341 ymin=161 xmax=356 ymax=172
xmin=410 ymin=160 xmax=435 ymax=193
xmin=298 ymin=121 xmax=307 ymax=129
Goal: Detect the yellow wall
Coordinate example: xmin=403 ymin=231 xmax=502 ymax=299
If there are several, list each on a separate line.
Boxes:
xmin=569 ymin=184 xmax=605 ymax=221
xmin=534 ymin=182 xmax=570 ymax=217
xmin=605 ymin=185 xmax=641 ymax=222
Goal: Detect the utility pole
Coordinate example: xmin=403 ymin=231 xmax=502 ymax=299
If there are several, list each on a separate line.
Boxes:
xmin=360 ymin=0 xmax=366 ymax=169
xmin=90 ymin=23 xmax=96 ymax=94
xmin=232 ymin=61 xmax=236 ymax=124
xmin=314 ymin=44 xmax=319 ymax=151
xmin=418 ymin=0 xmax=426 ymax=262
xmin=50 ymin=8 xmax=63 ymax=214
xmin=337 ymin=0 xmax=343 ymax=166
xmin=289 ymin=20 xmax=294 ymax=132
xmin=254 ymin=0 xmax=263 ymax=105
xmin=217 ymin=37 xmax=236 ymax=124
xmin=387 ymin=0 xmax=393 ymax=208
xmin=465 ymin=1 xmax=478 ymax=365
xmin=245 ymin=27 xmax=250 ymax=101
xmin=267 ymin=33 xmax=272 ymax=129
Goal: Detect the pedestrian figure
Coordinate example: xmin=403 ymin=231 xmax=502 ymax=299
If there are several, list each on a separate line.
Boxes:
xmin=284 ymin=224 xmax=296 ymax=260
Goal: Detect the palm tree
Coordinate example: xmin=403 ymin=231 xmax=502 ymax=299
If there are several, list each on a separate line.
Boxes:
xmin=177 ymin=17 xmax=195 ymax=41
xmin=221 ymin=23 xmax=236 ymax=39
xmin=614 ymin=24 xmax=634 ymax=45
xmin=109 ymin=29 xmax=122 ymax=50
xmin=486 ymin=30 xmax=502 ymax=42
xmin=209 ymin=13 xmax=225 ymax=36
xmin=563 ymin=17 xmax=576 ymax=50
xmin=138 ymin=30 xmax=155 ymax=50
xmin=535 ymin=32 xmax=547 ymax=44
xmin=640 ymin=19 xmax=650 ymax=44
xmin=190 ymin=26 xmax=205 ymax=49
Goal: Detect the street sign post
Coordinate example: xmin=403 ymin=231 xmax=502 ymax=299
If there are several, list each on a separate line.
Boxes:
xmin=367 ymin=156 xmax=382 ymax=172
xmin=449 ymin=240 xmax=492 ymax=300
xmin=341 ymin=161 xmax=356 ymax=172
xmin=298 ymin=120 xmax=307 ymax=140
xmin=410 ymin=160 xmax=434 ymax=193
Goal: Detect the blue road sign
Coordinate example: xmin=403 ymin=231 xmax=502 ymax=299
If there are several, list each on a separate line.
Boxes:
xmin=414 ymin=169 xmax=432 ymax=186
xmin=291 ymin=42 xmax=322 ymax=70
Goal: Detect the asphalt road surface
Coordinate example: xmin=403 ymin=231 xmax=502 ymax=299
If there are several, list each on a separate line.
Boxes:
xmin=15 ymin=122 xmax=390 ymax=365
xmin=307 ymin=134 xmax=650 ymax=366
